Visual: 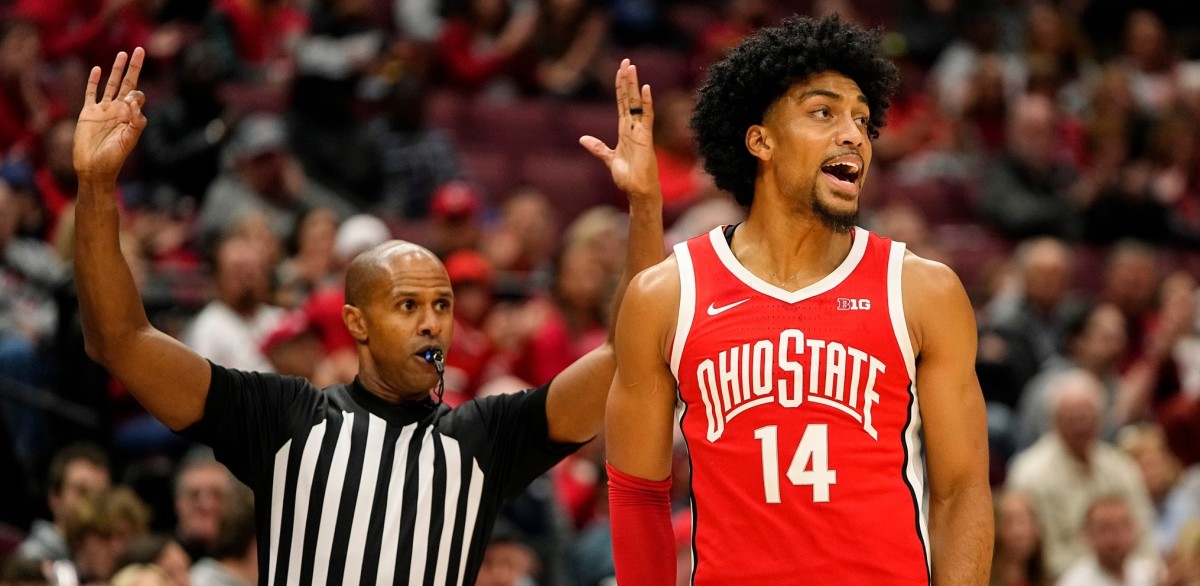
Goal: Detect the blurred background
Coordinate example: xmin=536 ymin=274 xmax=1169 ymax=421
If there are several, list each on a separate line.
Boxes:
xmin=2 ymin=0 xmax=1200 ymax=584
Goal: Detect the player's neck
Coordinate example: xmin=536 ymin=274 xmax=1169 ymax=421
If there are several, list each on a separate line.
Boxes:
xmin=735 ymin=204 xmax=853 ymax=291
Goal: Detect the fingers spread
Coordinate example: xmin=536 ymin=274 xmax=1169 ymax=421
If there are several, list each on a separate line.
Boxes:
xmin=84 ymin=66 xmax=102 ymax=103
xmin=626 ymin=65 xmax=643 ymax=113
xmin=579 ymin=135 xmax=614 ymax=163
xmin=614 ymin=58 xmax=630 ymax=123
xmin=119 ymin=47 xmax=146 ymax=98
xmin=638 ymin=84 xmax=655 ymax=127
xmin=103 ymin=51 xmax=128 ymax=102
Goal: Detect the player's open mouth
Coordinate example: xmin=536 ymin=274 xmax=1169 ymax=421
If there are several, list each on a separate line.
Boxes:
xmin=821 ymin=158 xmax=861 ymax=192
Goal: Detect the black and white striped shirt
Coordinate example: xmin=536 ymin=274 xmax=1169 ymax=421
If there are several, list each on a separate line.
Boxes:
xmin=183 ymin=363 xmax=579 ymax=585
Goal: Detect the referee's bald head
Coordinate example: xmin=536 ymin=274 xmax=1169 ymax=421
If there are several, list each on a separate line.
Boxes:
xmin=344 ymin=241 xmax=444 ymax=307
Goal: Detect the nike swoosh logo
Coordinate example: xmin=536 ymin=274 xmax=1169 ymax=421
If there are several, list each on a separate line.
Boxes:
xmin=707 ymin=299 xmax=750 ymax=315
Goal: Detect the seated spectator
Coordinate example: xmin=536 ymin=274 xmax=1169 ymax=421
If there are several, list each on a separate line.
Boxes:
xmin=295 ymin=213 xmax=394 ymax=387
xmin=1015 ymin=303 xmax=1134 ymax=449
xmin=690 ymin=0 xmax=769 ymax=75
xmin=111 ymin=564 xmax=173 ymax=586
xmin=369 ymin=72 xmax=465 ymax=219
xmin=436 ymin=0 xmax=540 ymax=96
xmin=1120 ymin=424 xmax=1200 ymax=555
xmin=36 ymin=119 xmax=123 ymax=241
xmin=287 ymin=0 xmax=385 ymax=204
xmin=63 ymin=487 xmax=151 ymax=585
xmin=275 ymin=207 xmax=340 ymax=309
xmin=0 ymin=180 xmax=67 ymax=464
xmin=1007 ymin=369 xmax=1156 ymax=578
xmin=189 ymin=484 xmax=256 ymax=586
xmin=989 ymin=489 xmax=1046 ymax=586
xmin=483 ymin=187 xmax=557 ymax=276
xmin=1118 ymin=10 xmax=1180 ymax=119
xmin=183 ymin=235 xmax=284 ymax=372
xmin=11 ymin=0 xmax=169 ymax=68
xmin=981 ymin=237 xmax=1083 ymax=406
xmin=0 ymin=20 xmax=53 ymax=159
xmin=259 ymin=311 xmax=325 ymax=382
xmin=653 ymin=91 xmax=714 ymax=220
xmin=1101 ymin=241 xmax=1162 ymax=366
xmin=428 ymin=181 xmax=485 ymax=258
xmin=980 ymin=94 xmax=1082 ymax=240
xmin=18 ymin=444 xmax=111 ymax=562
xmin=172 ymin=448 xmax=234 ymax=563
xmin=0 ymin=555 xmax=49 ymax=585
xmin=443 ymin=250 xmax=499 ymax=402
xmin=533 ymin=0 xmax=607 ymax=99
xmin=1168 ymin=518 xmax=1200 ymax=585
xmin=198 ymin=114 xmax=354 ymax=250
xmin=120 ymin=534 xmax=191 ymax=586
xmin=141 ymin=42 xmax=233 ymax=205
xmin=205 ymin=0 xmax=309 ymax=83
xmin=1056 ymin=495 xmax=1162 ymax=586
xmin=476 ymin=525 xmax=540 ymax=586
xmin=513 ymin=240 xmax=607 ymax=386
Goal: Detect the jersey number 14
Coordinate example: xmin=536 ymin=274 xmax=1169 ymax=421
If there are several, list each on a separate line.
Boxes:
xmin=754 ymin=424 xmax=837 ymax=503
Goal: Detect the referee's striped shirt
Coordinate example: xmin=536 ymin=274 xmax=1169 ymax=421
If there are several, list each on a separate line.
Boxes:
xmin=183 ymin=363 xmax=579 ymax=585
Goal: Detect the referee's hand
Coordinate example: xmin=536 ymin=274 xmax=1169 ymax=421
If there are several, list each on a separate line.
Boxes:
xmin=74 ymin=47 xmax=146 ymax=186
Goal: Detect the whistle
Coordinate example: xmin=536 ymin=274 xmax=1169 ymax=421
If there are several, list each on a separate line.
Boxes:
xmin=423 ymin=348 xmax=445 ymax=375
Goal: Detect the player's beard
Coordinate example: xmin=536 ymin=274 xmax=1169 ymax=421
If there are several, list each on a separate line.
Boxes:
xmin=810 ymin=186 xmax=858 ymax=234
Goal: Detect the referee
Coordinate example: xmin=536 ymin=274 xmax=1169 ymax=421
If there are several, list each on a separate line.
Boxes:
xmin=72 ymin=48 xmax=664 ymax=585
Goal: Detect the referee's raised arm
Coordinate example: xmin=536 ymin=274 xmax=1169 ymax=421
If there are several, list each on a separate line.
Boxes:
xmin=73 ymin=47 xmax=212 ymax=431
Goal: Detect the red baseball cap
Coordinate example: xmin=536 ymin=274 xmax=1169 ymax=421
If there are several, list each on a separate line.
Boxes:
xmin=444 ymin=250 xmax=494 ymax=287
xmin=430 ymin=181 xmax=482 ymax=219
xmin=261 ymin=311 xmax=315 ymax=355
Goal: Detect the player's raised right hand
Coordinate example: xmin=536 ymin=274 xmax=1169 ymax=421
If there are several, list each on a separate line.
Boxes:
xmin=74 ymin=48 xmax=147 ymax=185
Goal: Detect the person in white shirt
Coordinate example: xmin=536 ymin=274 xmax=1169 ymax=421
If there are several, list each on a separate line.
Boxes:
xmin=184 ymin=235 xmax=284 ymax=372
xmin=1057 ymin=495 xmax=1162 ymax=586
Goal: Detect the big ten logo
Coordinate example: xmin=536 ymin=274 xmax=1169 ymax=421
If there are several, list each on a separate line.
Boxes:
xmin=836 ymin=298 xmax=871 ymax=311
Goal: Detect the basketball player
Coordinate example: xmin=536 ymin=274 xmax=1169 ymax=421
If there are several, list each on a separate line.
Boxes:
xmin=72 ymin=48 xmax=664 ymax=584
xmin=605 ymin=15 xmax=993 ymax=585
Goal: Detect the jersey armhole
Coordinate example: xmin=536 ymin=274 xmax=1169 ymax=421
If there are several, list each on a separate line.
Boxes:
xmin=669 ymin=242 xmax=696 ymax=383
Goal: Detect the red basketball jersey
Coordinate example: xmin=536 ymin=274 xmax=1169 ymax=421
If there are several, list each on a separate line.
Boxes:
xmin=671 ymin=226 xmax=930 ymax=585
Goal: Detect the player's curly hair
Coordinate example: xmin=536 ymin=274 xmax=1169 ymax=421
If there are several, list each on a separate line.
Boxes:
xmin=691 ymin=14 xmax=900 ymax=207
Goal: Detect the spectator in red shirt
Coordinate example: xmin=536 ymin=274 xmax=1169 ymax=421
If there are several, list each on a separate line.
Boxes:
xmin=0 ymin=20 xmax=54 ymax=159
xmin=206 ymin=0 xmax=309 ymax=82
xmin=12 ymin=0 xmax=171 ymax=69
xmin=436 ymin=0 xmax=540 ymax=95
xmin=443 ymin=249 xmax=499 ymax=403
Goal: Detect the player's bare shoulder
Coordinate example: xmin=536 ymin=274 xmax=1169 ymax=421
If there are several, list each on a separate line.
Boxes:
xmin=621 ymin=254 xmax=682 ymax=356
xmin=899 ymin=249 xmax=974 ymax=356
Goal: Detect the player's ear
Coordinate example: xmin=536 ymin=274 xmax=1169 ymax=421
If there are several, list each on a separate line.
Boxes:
xmin=343 ymin=305 xmax=368 ymax=343
xmin=746 ymin=124 xmax=772 ymax=162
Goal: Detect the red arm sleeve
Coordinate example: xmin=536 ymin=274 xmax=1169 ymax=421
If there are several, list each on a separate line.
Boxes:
xmin=607 ymin=461 xmax=675 ymax=585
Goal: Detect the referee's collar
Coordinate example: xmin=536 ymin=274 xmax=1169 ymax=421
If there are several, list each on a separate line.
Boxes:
xmin=347 ymin=377 xmax=440 ymax=425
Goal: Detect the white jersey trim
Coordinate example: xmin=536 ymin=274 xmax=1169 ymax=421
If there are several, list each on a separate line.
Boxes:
xmin=887 ymin=242 xmax=917 ymax=380
xmin=708 ymin=226 xmax=869 ymax=304
xmin=889 ymin=241 xmax=930 ymax=575
xmin=670 ymin=243 xmax=697 ymax=380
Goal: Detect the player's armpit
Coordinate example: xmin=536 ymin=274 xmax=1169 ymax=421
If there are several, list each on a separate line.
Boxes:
xmin=903 ymin=255 xmax=993 ymax=586
xmin=605 ymin=259 xmax=679 ymax=480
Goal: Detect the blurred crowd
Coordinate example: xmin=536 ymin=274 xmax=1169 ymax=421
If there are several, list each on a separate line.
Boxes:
xmin=2 ymin=0 xmax=1200 ymax=584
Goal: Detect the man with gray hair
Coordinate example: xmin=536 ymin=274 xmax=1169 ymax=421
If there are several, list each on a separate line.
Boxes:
xmin=1007 ymin=368 xmax=1155 ymax=579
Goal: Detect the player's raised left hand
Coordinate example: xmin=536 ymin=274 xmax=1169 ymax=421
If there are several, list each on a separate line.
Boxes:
xmin=74 ymin=48 xmax=147 ymax=185
xmin=580 ymin=58 xmax=661 ymax=202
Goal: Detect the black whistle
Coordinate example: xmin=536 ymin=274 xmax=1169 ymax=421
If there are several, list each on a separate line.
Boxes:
xmin=424 ymin=348 xmax=445 ymax=374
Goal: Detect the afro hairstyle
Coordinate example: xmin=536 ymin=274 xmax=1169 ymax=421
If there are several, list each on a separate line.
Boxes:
xmin=690 ymin=14 xmax=900 ymax=207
